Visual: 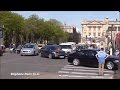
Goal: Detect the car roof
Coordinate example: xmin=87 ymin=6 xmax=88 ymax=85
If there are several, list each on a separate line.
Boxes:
xmin=46 ymin=45 xmax=59 ymax=47
xmin=59 ymin=43 xmax=72 ymax=45
xmin=79 ymin=49 xmax=100 ymax=51
xmin=25 ymin=43 xmax=36 ymax=45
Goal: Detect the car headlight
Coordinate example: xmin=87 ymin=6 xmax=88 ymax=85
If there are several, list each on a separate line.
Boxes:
xmin=114 ymin=60 xmax=119 ymax=63
xmin=28 ymin=50 xmax=31 ymax=52
xmin=52 ymin=52 xmax=56 ymax=54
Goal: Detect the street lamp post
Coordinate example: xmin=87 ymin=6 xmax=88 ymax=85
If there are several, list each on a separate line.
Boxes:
xmin=110 ymin=24 xmax=113 ymax=55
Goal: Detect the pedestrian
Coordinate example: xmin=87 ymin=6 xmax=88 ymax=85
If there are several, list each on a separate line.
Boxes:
xmin=96 ymin=48 xmax=109 ymax=76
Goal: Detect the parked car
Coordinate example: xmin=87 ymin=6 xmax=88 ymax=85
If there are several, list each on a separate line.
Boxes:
xmin=20 ymin=43 xmax=39 ymax=56
xmin=16 ymin=45 xmax=22 ymax=54
xmin=40 ymin=45 xmax=66 ymax=59
xmin=68 ymin=49 xmax=120 ymax=70
xmin=59 ymin=43 xmax=76 ymax=57
xmin=0 ymin=45 xmax=6 ymax=52
xmin=9 ymin=44 xmax=16 ymax=53
xmin=37 ymin=44 xmax=44 ymax=53
xmin=0 ymin=46 xmax=3 ymax=56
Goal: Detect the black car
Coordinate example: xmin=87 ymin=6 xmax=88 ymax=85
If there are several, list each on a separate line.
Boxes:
xmin=40 ymin=45 xmax=66 ymax=59
xmin=68 ymin=49 xmax=120 ymax=70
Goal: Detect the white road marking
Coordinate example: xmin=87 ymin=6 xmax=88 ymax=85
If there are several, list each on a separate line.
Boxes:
xmin=64 ymin=66 xmax=101 ymax=70
xmin=61 ymin=68 xmax=114 ymax=73
xmin=58 ymin=64 xmax=114 ymax=79
xmin=59 ymin=74 xmax=113 ymax=79
xmin=58 ymin=71 xmax=112 ymax=76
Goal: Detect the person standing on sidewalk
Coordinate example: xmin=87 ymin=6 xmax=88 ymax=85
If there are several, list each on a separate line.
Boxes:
xmin=96 ymin=48 xmax=109 ymax=76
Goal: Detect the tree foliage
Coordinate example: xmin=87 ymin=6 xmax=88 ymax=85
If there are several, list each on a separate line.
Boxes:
xmin=0 ymin=11 xmax=69 ymax=47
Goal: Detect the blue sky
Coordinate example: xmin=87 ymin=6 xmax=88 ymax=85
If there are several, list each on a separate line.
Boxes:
xmin=13 ymin=11 xmax=119 ymax=32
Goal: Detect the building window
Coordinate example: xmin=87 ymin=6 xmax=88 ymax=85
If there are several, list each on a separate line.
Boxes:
xmin=114 ymin=33 xmax=116 ymax=37
xmin=93 ymin=26 xmax=96 ymax=31
xmin=93 ymin=33 xmax=96 ymax=37
xmin=89 ymin=33 xmax=91 ymax=36
xmin=98 ymin=33 xmax=100 ymax=36
xmin=118 ymin=27 xmax=120 ymax=31
xmin=98 ymin=26 xmax=101 ymax=31
xmin=88 ymin=26 xmax=91 ymax=31
xmin=102 ymin=32 xmax=104 ymax=36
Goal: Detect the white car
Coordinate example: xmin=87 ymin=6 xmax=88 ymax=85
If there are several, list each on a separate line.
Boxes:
xmin=21 ymin=43 xmax=39 ymax=56
xmin=59 ymin=43 xmax=76 ymax=56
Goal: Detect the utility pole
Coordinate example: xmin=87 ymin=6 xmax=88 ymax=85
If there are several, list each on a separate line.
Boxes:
xmin=110 ymin=24 xmax=113 ymax=55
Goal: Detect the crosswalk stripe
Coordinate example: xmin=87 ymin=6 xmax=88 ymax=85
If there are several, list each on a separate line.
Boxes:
xmin=58 ymin=71 xmax=112 ymax=76
xmin=64 ymin=66 xmax=105 ymax=70
xmin=58 ymin=64 xmax=114 ymax=79
xmin=59 ymin=74 xmax=113 ymax=79
xmin=61 ymin=68 xmax=114 ymax=73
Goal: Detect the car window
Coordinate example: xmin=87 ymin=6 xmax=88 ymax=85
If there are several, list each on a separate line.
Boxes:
xmin=49 ymin=46 xmax=59 ymax=50
xmin=78 ymin=51 xmax=85 ymax=56
xmin=41 ymin=46 xmax=46 ymax=49
xmin=60 ymin=45 xmax=72 ymax=49
xmin=23 ymin=45 xmax=34 ymax=48
xmin=88 ymin=51 xmax=97 ymax=57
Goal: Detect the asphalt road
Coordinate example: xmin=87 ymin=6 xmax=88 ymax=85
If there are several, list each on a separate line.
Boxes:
xmin=0 ymin=52 xmax=68 ymax=79
xmin=0 ymin=52 xmax=115 ymax=79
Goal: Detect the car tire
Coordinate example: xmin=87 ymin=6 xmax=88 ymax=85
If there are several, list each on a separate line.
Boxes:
xmin=48 ymin=54 xmax=53 ymax=59
xmin=40 ymin=53 xmax=43 ymax=57
xmin=73 ymin=58 xmax=80 ymax=66
xmin=37 ymin=53 xmax=39 ymax=56
xmin=106 ymin=61 xmax=114 ymax=70
xmin=33 ymin=51 xmax=36 ymax=56
xmin=21 ymin=54 xmax=23 ymax=56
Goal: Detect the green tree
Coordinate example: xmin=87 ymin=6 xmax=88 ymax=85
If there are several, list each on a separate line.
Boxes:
xmin=0 ymin=11 xmax=24 ymax=47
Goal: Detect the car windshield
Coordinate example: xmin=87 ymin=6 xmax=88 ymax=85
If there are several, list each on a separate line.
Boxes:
xmin=49 ymin=46 xmax=60 ymax=50
xmin=38 ymin=45 xmax=42 ymax=47
xmin=17 ymin=45 xmax=22 ymax=48
xmin=23 ymin=45 xmax=34 ymax=48
xmin=77 ymin=45 xmax=87 ymax=49
xmin=60 ymin=45 xmax=72 ymax=49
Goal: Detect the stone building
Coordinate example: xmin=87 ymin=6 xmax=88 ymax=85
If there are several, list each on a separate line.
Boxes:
xmin=81 ymin=18 xmax=120 ymax=49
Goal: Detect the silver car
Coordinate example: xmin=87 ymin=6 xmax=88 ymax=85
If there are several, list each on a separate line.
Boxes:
xmin=20 ymin=43 xmax=39 ymax=56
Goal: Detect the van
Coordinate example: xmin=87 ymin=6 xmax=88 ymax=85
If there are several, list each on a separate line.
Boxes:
xmin=59 ymin=42 xmax=76 ymax=56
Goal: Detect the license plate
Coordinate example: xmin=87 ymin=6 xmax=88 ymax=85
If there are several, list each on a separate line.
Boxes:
xmin=59 ymin=56 xmax=64 ymax=58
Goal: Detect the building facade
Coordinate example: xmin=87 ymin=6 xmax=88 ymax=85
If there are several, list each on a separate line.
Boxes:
xmin=81 ymin=18 xmax=120 ymax=49
xmin=60 ymin=25 xmax=74 ymax=33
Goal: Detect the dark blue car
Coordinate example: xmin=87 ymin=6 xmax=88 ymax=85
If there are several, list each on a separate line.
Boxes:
xmin=40 ymin=45 xmax=66 ymax=59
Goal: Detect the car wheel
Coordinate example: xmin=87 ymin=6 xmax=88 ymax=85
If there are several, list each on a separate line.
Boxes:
xmin=37 ymin=53 xmax=39 ymax=56
xmin=48 ymin=54 xmax=53 ymax=59
xmin=21 ymin=54 xmax=23 ymax=56
xmin=106 ymin=61 xmax=114 ymax=70
xmin=33 ymin=51 xmax=36 ymax=56
xmin=73 ymin=58 xmax=80 ymax=66
xmin=40 ymin=53 xmax=43 ymax=57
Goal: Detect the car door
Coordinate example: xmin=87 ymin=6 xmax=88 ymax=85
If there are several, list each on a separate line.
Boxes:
xmin=45 ymin=46 xmax=51 ymax=57
xmin=77 ymin=50 xmax=88 ymax=65
xmin=40 ymin=46 xmax=47 ymax=57
xmin=87 ymin=50 xmax=98 ymax=67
